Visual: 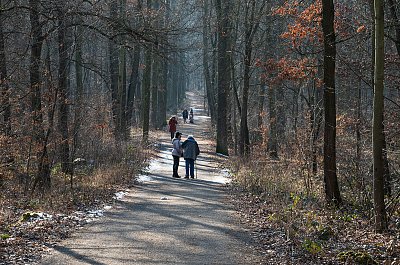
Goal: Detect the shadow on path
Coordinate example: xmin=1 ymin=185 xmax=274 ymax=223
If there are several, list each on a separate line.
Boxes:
xmin=39 ymin=91 xmax=262 ymax=265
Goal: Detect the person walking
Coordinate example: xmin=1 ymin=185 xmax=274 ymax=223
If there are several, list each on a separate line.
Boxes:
xmin=182 ymin=109 xmax=189 ymax=123
xmin=168 ymin=116 xmax=178 ymax=140
xmin=182 ymin=135 xmax=200 ymax=179
xmin=189 ymin=108 xmax=194 ymax=123
xmin=171 ymin=132 xmax=183 ymax=178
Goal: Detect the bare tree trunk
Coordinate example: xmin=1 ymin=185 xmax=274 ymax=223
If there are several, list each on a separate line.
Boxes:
xmin=215 ymin=0 xmax=231 ymax=156
xmin=158 ymin=0 xmax=170 ymax=129
xmin=150 ymin=0 xmax=159 ymax=129
xmin=57 ymin=9 xmax=72 ymax=175
xmin=142 ymin=0 xmax=153 ymax=142
xmin=239 ymin=0 xmax=266 ymax=156
xmin=387 ymin=0 xmax=400 ymax=55
xmin=322 ymin=0 xmax=342 ymax=205
xmin=202 ymin=0 xmax=216 ymax=124
xmin=258 ymin=80 xmax=266 ymax=133
xmin=0 ymin=0 xmax=10 ymax=136
xmin=109 ymin=1 xmax=120 ymax=140
xmin=29 ymin=0 xmax=51 ymax=191
xmin=127 ymin=0 xmax=143 ymax=126
xmin=151 ymin=53 xmax=159 ymax=129
xmin=373 ymin=0 xmax=388 ymax=232
xmin=127 ymin=46 xmax=140 ymax=126
xmin=239 ymin=40 xmax=251 ymax=156
xmin=142 ymin=46 xmax=152 ymax=142
xmin=267 ymin=84 xmax=278 ymax=159
xmin=73 ymin=17 xmax=84 ymax=167
xmin=119 ymin=0 xmax=128 ymax=139
xmin=311 ymin=78 xmax=323 ymax=175
xmin=107 ymin=0 xmax=129 ymax=140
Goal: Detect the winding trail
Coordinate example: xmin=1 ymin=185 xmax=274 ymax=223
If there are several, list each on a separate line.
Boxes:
xmin=40 ymin=92 xmax=262 ymax=265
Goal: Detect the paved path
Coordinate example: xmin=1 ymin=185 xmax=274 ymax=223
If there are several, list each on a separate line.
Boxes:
xmin=40 ymin=92 xmax=262 ymax=265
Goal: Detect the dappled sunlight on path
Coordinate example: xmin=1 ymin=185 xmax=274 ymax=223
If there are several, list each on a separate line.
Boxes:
xmin=39 ymin=91 xmax=262 ymax=265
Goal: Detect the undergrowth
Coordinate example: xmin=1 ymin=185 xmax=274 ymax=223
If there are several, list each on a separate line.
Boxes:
xmin=227 ymin=150 xmax=399 ymax=264
xmin=0 ymin=128 xmax=154 ymax=228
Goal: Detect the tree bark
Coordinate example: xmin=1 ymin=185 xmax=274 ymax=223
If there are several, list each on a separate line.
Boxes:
xmin=158 ymin=0 xmax=170 ymax=129
xmin=57 ymin=9 xmax=72 ymax=175
xmin=29 ymin=0 xmax=51 ymax=191
xmin=387 ymin=0 xmax=400 ymax=55
xmin=267 ymin=84 xmax=278 ymax=159
xmin=0 ymin=0 xmax=10 ymax=136
xmin=142 ymin=0 xmax=153 ymax=142
xmin=73 ymin=17 xmax=84 ymax=166
xmin=322 ymin=0 xmax=342 ymax=205
xmin=214 ymin=0 xmax=231 ymax=156
xmin=142 ymin=47 xmax=152 ymax=142
xmin=239 ymin=40 xmax=251 ymax=156
xmin=127 ymin=0 xmax=143 ymax=126
xmin=127 ymin=46 xmax=140 ymax=126
xmin=109 ymin=0 xmax=127 ymax=143
xmin=202 ymin=0 xmax=216 ymax=124
xmin=150 ymin=0 xmax=160 ymax=129
xmin=373 ymin=0 xmax=388 ymax=232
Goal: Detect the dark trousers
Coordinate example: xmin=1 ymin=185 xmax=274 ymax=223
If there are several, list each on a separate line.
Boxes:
xmin=173 ymin=155 xmax=180 ymax=177
xmin=185 ymin=158 xmax=195 ymax=178
xmin=170 ymin=131 xmax=175 ymax=139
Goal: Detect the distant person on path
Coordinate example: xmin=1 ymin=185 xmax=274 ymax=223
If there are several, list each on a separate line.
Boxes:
xmin=171 ymin=131 xmax=183 ymax=178
xmin=168 ymin=116 xmax=178 ymax=140
xmin=182 ymin=135 xmax=200 ymax=179
xmin=182 ymin=109 xmax=189 ymax=123
xmin=189 ymin=108 xmax=194 ymax=124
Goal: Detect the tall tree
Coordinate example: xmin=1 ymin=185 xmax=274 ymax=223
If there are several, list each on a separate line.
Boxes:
xmin=73 ymin=14 xmax=84 ymax=163
xmin=215 ymin=0 xmax=231 ymax=156
xmin=202 ymin=0 xmax=216 ymax=124
xmin=157 ymin=0 xmax=170 ymax=129
xmin=57 ymin=7 xmax=72 ymax=175
xmin=372 ymin=0 xmax=388 ymax=232
xmin=109 ymin=0 xmax=128 ymax=141
xmin=387 ymin=0 xmax=400 ymax=55
xmin=151 ymin=0 xmax=160 ymax=129
xmin=29 ymin=0 xmax=51 ymax=190
xmin=109 ymin=0 xmax=122 ymax=141
xmin=0 ymin=0 xmax=10 ymax=136
xmin=126 ymin=0 xmax=143 ymax=126
xmin=321 ymin=0 xmax=342 ymax=205
xmin=237 ymin=0 xmax=267 ymax=156
xmin=141 ymin=0 xmax=153 ymax=142
xmin=267 ymin=84 xmax=278 ymax=158
xmin=118 ymin=0 xmax=128 ymax=138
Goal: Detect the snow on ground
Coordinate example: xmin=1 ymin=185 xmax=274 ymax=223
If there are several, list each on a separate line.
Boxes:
xmin=113 ymin=191 xmax=128 ymax=200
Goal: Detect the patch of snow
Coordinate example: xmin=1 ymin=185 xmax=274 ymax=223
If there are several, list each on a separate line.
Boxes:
xmin=23 ymin=212 xmax=53 ymax=222
xmin=104 ymin=205 xmax=112 ymax=210
xmin=35 ymin=212 xmax=53 ymax=220
xmin=113 ymin=191 xmax=128 ymax=200
xmin=220 ymin=169 xmax=231 ymax=177
xmin=87 ymin=210 xmax=104 ymax=218
xmin=136 ymin=174 xmax=153 ymax=183
xmin=209 ymin=169 xmax=232 ymax=184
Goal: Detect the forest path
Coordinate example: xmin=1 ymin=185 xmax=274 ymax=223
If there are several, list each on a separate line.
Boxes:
xmin=39 ymin=91 xmax=263 ymax=265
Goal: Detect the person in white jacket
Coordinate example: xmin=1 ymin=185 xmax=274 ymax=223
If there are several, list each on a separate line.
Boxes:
xmin=171 ymin=132 xmax=183 ymax=178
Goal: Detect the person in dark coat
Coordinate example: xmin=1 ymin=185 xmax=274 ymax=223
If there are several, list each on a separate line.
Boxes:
xmin=182 ymin=109 xmax=188 ymax=123
xmin=182 ymin=135 xmax=200 ymax=179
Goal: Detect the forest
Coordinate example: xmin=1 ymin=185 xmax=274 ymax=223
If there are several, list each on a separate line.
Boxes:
xmin=0 ymin=0 xmax=399 ymax=264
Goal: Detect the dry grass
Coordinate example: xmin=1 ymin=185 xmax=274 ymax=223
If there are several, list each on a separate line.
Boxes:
xmin=228 ymin=139 xmax=400 ymax=264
